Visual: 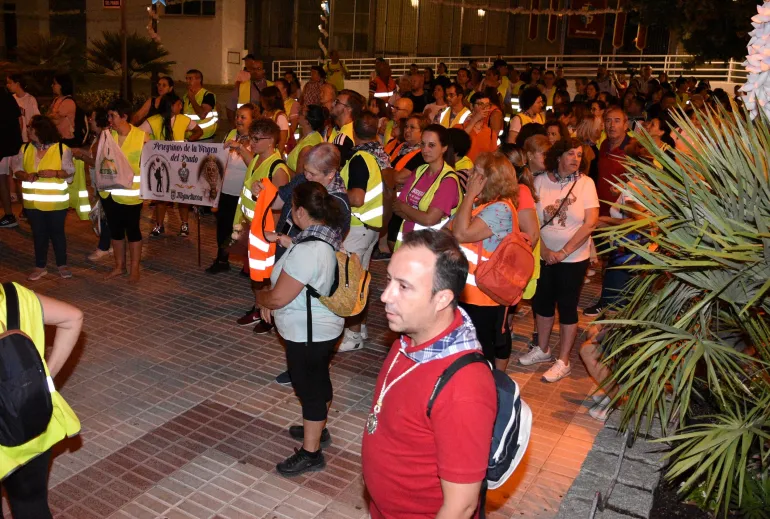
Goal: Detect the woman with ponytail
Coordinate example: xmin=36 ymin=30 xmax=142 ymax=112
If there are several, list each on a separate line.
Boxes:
xmin=256 ymin=181 xmax=346 ymax=478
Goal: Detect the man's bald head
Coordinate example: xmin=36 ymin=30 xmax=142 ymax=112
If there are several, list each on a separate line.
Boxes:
xmin=394 ymin=97 xmax=414 ymax=122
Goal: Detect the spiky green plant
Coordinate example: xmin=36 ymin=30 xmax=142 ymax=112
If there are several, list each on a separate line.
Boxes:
xmin=87 ymin=31 xmax=175 ymax=101
xmin=15 ymin=34 xmax=86 ymax=76
xmin=597 ymin=106 xmax=770 ymax=515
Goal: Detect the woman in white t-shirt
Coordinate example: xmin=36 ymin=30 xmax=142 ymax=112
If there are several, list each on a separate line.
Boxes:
xmin=518 ymin=137 xmax=599 ymax=383
xmin=256 ymin=181 xmax=345 ymax=477
xmin=423 ymin=83 xmax=448 ymax=124
xmin=260 ymin=86 xmax=290 ymax=155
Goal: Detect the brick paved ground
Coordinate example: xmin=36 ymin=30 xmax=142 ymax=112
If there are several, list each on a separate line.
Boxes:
xmin=0 ymin=204 xmax=605 ymax=519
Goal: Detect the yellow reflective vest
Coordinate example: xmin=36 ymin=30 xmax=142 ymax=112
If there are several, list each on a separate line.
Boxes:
xmin=237 ymin=80 xmax=273 ymax=108
xmin=146 ymin=114 xmax=192 ymax=142
xmin=20 ymin=143 xmax=70 ymax=212
xmin=340 ymin=150 xmax=384 ymax=228
xmin=184 ymin=88 xmax=218 ymax=139
xmin=327 ymin=122 xmax=354 ymax=144
xmin=99 ymin=127 xmax=144 ymax=206
xmin=69 ymin=159 xmax=91 ymax=220
xmin=0 ymin=282 xmax=80 ymax=480
xmin=233 ymin=151 xmax=289 ymax=225
xmin=286 ymin=131 xmax=322 ymax=172
xmin=440 ymin=107 xmax=471 ymax=128
xmin=395 ymin=162 xmax=463 ymax=250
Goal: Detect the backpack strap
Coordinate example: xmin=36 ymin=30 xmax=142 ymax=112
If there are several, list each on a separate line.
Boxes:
xmin=2 ymin=282 xmax=21 ymax=332
xmin=426 ymin=351 xmax=489 ymax=418
xmin=296 ymin=236 xmax=339 ymax=298
xmin=59 ymin=142 xmax=63 ymax=161
xmin=268 ymin=159 xmax=287 ymax=181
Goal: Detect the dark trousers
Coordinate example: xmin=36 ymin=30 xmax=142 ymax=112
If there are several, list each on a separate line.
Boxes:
xmin=285 ymin=337 xmax=339 ymax=421
xmin=215 ymin=193 xmax=239 ymax=261
xmin=97 ymin=215 xmax=111 ymax=251
xmin=101 ymin=195 xmax=142 ymax=242
xmin=599 ymin=263 xmax=634 ymax=308
xmin=460 ymin=302 xmax=512 ymax=362
xmin=26 ymin=209 xmax=67 ymax=268
xmin=532 ymin=260 xmax=590 ymax=325
xmin=0 ymin=449 xmax=53 ymax=519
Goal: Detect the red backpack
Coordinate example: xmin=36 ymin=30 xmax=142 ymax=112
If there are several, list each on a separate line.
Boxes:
xmin=474 ymin=206 xmax=534 ymax=307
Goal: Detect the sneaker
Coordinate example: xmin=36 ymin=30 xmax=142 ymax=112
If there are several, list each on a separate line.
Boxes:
xmin=0 ymin=215 xmax=18 ymax=228
xmin=542 ymin=360 xmax=572 ymax=383
xmin=338 ymin=331 xmax=364 ymax=352
xmin=360 ymin=323 xmax=369 ymax=340
xmin=518 ymin=345 xmax=552 ymax=366
xmin=150 ymin=224 xmax=165 ymax=237
xmin=583 ymin=304 xmax=604 ymax=317
xmin=276 ymin=448 xmax=325 ymax=477
xmin=288 ymin=426 xmax=332 ymax=448
xmin=589 ymin=400 xmax=612 ymax=421
xmin=236 ymin=306 xmax=261 ymax=326
xmin=88 ymin=248 xmax=112 ymax=261
xmin=58 ymin=266 xmax=73 ymax=279
xmin=371 ymin=249 xmax=392 ymax=261
xmin=253 ymin=320 xmax=273 ymax=335
xmin=179 ymin=222 xmax=189 ymax=237
xmin=590 ymin=392 xmax=610 ymax=405
xmin=27 ymin=268 xmax=47 ymax=281
xmin=205 ymin=260 xmax=230 ymax=274
xmin=275 ymin=370 xmax=292 ymax=386
xmin=18 ymin=211 xmax=27 ymax=222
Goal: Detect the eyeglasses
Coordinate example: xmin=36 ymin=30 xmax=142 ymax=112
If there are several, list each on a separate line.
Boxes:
xmin=333 ymin=99 xmax=351 ymax=109
xmin=250 ymin=136 xmax=272 ymax=142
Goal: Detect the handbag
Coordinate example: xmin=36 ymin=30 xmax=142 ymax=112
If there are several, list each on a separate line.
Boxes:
xmin=93 ymin=131 xmax=135 ymax=191
xmin=88 ymin=199 xmax=104 ymax=237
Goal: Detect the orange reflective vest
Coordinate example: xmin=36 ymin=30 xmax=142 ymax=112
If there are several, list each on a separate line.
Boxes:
xmin=458 ymin=199 xmax=518 ymax=307
xmin=384 ymin=138 xmax=400 ymax=157
xmin=388 ymin=142 xmax=422 ymax=171
xmin=248 ymin=179 xmax=279 ymax=282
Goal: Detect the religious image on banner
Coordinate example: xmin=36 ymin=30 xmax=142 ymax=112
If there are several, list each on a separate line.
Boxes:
xmin=140 ymin=141 xmax=227 ymax=207
xmin=568 ymin=0 xmax=607 ymax=39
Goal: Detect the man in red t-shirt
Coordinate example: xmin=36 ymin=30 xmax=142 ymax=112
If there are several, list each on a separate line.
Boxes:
xmin=362 ymin=230 xmax=496 ymax=519
xmin=596 ymin=107 xmax=631 ymax=217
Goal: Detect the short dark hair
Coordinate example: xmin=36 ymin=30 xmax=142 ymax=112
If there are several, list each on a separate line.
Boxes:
xmin=590 ymin=99 xmax=607 ymax=111
xmin=186 ymin=69 xmax=203 ymax=82
xmin=447 ymin=83 xmax=464 ymax=97
xmin=249 ymin=118 xmax=280 ymax=145
xmin=448 ymin=128 xmax=471 ymax=159
xmin=28 ymin=115 xmax=61 ymax=144
xmin=544 ymin=70 xmax=556 ymax=78
xmin=519 ymin=87 xmax=543 ymax=112
xmin=545 ymin=137 xmax=585 ymax=172
xmin=243 ymin=53 xmax=257 ymax=61
xmin=292 ymin=181 xmax=344 ymax=229
xmin=305 ymin=104 xmax=328 ymax=133
xmin=260 ymin=85 xmax=284 ymax=112
xmin=92 ymin=107 xmax=109 ymax=130
xmin=339 ymin=89 xmax=365 ymax=119
xmin=310 ymin=65 xmax=327 ymax=79
xmin=457 ymin=67 xmax=470 ymax=77
xmin=54 ymin=74 xmax=74 ymax=96
xmin=106 ymin=98 xmax=133 ymax=120
xmin=515 ymin=122 xmax=547 ymax=148
xmin=401 ymin=230 xmax=469 ymax=308
xmin=8 ymin=73 xmax=27 ymax=90
xmin=486 ymin=67 xmax=500 ymax=79
xmin=354 ymin=111 xmax=379 ymax=140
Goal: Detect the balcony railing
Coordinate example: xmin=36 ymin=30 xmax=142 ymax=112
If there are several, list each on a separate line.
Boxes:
xmin=273 ymin=54 xmax=747 ymax=85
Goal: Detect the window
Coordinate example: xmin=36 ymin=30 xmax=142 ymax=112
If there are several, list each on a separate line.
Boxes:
xmin=165 ymin=0 xmax=216 ymax=16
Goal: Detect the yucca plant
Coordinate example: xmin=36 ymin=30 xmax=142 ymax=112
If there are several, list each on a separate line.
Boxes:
xmin=87 ymin=31 xmax=175 ymax=101
xmin=596 ymin=105 xmax=770 ymax=515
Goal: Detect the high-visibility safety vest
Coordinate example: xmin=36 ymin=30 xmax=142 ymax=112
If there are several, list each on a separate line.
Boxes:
xmin=69 ymin=159 xmax=91 ymax=220
xmin=20 ymin=143 xmax=70 ymax=211
xmin=184 ymin=88 xmax=218 ymax=139
xmin=327 ymin=121 xmax=354 ymax=144
xmin=234 ymin=152 xmax=288 ymax=225
xmin=384 ymin=138 xmax=399 ymax=156
xmin=455 ymin=155 xmax=473 ymax=173
xmin=0 ymin=282 xmax=80 ymax=480
xmin=237 ymin=79 xmax=273 ymax=109
xmin=510 ymin=80 xmax=525 ymax=98
xmin=99 ymin=127 xmax=144 ymax=205
xmin=339 ymin=150 xmax=384 ymax=228
xmin=394 ymin=162 xmax=463 ymax=250
xmin=248 ymin=178 xmax=278 ymax=282
xmin=458 ymin=199 xmax=517 ymax=306
xmin=382 ymin=119 xmax=394 ymax=145
xmin=286 ymin=131 xmax=322 ymax=172
xmin=389 ymin=143 xmax=421 ymax=171
xmin=515 ymin=112 xmax=545 ymax=128
xmin=146 ymin=114 xmax=192 ymax=142
xmin=373 ymin=77 xmax=396 ymax=99
xmin=440 ymin=106 xmax=471 ymax=128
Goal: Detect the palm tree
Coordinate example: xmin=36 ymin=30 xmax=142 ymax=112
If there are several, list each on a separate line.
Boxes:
xmin=15 ymin=34 xmax=85 ymax=76
xmin=598 ymin=106 xmax=770 ymax=514
xmin=87 ymin=31 xmax=175 ymax=101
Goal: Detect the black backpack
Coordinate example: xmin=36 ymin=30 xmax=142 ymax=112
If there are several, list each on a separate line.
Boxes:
xmin=0 ymin=283 xmax=53 ymax=447
xmin=62 ymin=96 xmax=90 ymax=148
xmin=427 ymin=352 xmax=532 ymax=497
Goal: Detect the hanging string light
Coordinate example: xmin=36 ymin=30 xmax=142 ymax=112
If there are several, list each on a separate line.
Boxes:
xmin=319 ymin=0 xmax=330 ymax=59
xmin=477 ymin=8 xmax=485 ymax=16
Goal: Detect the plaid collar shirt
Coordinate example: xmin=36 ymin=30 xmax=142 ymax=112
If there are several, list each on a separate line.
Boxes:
xmin=400 ymin=307 xmax=482 ymax=364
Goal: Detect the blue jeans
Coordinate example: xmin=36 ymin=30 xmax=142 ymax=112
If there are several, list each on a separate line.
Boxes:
xmin=599 ymin=261 xmax=634 ymax=307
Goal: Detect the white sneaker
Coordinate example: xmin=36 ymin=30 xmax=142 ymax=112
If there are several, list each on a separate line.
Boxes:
xmin=360 ymin=323 xmax=369 ymax=340
xmin=518 ymin=346 xmax=552 ymax=366
xmin=542 ymin=360 xmax=572 ymax=383
xmin=590 ymin=392 xmax=608 ymax=404
xmin=589 ymin=400 xmax=612 ymax=421
xmin=27 ymin=268 xmax=48 ymax=281
xmin=338 ymin=331 xmax=364 ymax=352
xmin=88 ymin=248 xmax=112 ymax=261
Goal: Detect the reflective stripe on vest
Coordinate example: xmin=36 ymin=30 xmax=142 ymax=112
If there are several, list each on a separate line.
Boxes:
xmin=184 ymin=88 xmax=217 ymax=138
xmin=373 ymin=91 xmax=393 ymax=98
xmin=101 ymin=127 xmax=144 ymax=205
xmin=70 ymin=159 xmax=91 ymax=220
xmin=20 ymin=143 xmax=70 ymax=211
xmin=248 ymin=179 xmax=278 ymax=282
xmin=339 ymin=150 xmax=384 ymax=227
xmin=236 ymin=152 xmax=286 ymax=224
xmin=394 ymin=163 xmax=463 ymax=250
xmin=440 ymin=107 xmax=471 ymax=128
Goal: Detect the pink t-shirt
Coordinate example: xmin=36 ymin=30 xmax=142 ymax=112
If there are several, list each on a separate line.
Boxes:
xmin=398 ymin=167 xmax=460 ymax=235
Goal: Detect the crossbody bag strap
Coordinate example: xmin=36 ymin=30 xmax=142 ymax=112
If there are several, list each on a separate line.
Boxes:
xmin=540 ymin=179 xmax=578 ymax=230
xmin=2 ymin=282 xmax=21 ymax=331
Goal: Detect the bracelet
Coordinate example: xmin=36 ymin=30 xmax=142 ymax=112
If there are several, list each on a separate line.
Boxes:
xmin=560 ymin=248 xmax=569 ymax=257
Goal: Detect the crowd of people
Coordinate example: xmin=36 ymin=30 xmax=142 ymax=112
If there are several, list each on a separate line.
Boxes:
xmin=0 ymin=54 xmax=738 ymax=518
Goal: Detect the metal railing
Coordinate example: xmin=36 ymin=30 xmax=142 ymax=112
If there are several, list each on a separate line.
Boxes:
xmin=273 ymin=54 xmax=747 ymax=84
